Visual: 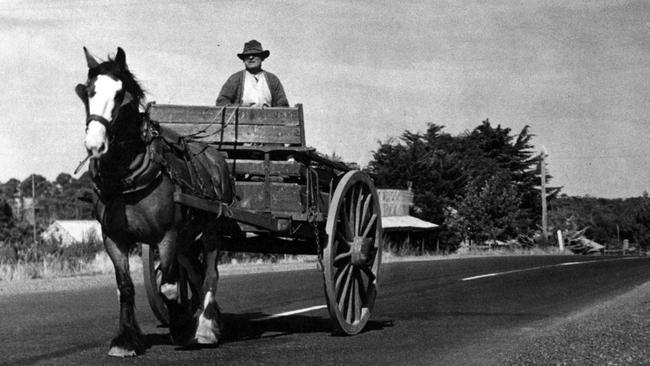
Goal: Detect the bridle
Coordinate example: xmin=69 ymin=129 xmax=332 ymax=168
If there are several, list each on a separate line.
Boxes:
xmin=86 ymin=113 xmax=113 ymax=133
xmin=83 ymin=84 xmax=134 ymax=140
xmin=74 ymin=85 xmax=138 ymax=175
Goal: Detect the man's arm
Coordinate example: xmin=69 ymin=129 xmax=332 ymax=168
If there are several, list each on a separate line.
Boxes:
xmin=216 ymin=72 xmax=241 ymax=106
xmin=267 ymin=72 xmax=289 ymax=107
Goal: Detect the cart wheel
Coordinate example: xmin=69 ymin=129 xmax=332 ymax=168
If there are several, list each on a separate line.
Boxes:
xmin=142 ymin=243 xmax=204 ymax=326
xmin=323 ymin=170 xmax=382 ymax=335
xmin=142 ymin=244 xmax=169 ymax=325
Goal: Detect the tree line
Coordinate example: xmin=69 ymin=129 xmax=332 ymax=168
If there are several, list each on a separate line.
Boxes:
xmin=0 ymin=172 xmax=95 ymax=261
xmin=367 ymin=119 xmax=650 ymax=252
xmin=1 ymin=119 xmax=649 ymax=257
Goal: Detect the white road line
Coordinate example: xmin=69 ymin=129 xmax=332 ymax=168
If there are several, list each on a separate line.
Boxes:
xmin=461 ymin=257 xmax=645 ymax=281
xmin=462 ymin=267 xmax=546 ymax=281
xmin=558 ymin=261 xmax=582 ymax=266
xmin=250 ymin=305 xmax=328 ymax=322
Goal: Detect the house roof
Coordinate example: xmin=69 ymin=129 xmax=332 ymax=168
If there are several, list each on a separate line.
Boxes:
xmin=381 ymin=215 xmax=439 ymax=232
xmin=50 ymin=220 xmax=102 ymax=242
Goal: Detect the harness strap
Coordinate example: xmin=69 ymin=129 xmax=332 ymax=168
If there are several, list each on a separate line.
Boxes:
xmin=85 ymin=92 xmax=133 ymax=131
xmin=86 ymin=114 xmax=111 ymax=130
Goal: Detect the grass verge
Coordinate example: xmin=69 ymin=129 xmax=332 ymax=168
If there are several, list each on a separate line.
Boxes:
xmin=0 ymin=246 xmax=573 ymax=282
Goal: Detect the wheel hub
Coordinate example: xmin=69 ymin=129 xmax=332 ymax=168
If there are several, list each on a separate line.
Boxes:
xmin=350 ymin=236 xmax=373 ymax=267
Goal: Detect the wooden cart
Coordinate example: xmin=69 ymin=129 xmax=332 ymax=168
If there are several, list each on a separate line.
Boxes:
xmin=141 ymin=104 xmax=382 ymax=335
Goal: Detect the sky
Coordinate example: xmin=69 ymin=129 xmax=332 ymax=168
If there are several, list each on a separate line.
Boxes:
xmin=0 ymin=0 xmax=648 ymax=198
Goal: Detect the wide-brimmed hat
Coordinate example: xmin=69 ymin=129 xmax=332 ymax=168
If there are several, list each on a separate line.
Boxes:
xmin=237 ymin=40 xmax=270 ymax=60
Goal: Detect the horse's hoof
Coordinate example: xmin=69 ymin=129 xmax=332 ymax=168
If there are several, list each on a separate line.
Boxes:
xmin=170 ymin=322 xmax=196 ymax=346
xmin=109 ymin=326 xmax=145 ymax=357
xmin=192 ymin=314 xmax=220 ymax=345
xmin=192 ymin=331 xmax=219 ymax=345
xmin=108 ymin=346 xmax=138 ymax=358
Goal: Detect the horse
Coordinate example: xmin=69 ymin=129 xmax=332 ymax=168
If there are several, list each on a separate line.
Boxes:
xmin=75 ymin=47 xmax=233 ymax=357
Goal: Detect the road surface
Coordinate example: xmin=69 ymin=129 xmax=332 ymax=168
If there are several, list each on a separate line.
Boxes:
xmin=1 ymin=255 xmax=649 ymax=365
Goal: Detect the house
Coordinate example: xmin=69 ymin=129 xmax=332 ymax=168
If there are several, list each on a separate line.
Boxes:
xmin=378 ymin=189 xmax=439 ymax=252
xmin=42 ymin=220 xmax=102 ymax=247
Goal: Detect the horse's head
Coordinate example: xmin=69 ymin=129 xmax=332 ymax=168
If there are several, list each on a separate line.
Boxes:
xmin=76 ymin=47 xmax=144 ymax=158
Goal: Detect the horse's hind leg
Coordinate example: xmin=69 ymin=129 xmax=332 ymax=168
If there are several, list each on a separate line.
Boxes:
xmin=157 ymin=228 xmax=198 ymax=345
xmin=192 ymin=235 xmax=222 ymax=345
xmin=104 ymin=236 xmax=146 ymax=357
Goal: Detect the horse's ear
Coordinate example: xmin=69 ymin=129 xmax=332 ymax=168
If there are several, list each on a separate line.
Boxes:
xmin=75 ymin=83 xmax=89 ymax=114
xmin=83 ymin=47 xmax=99 ymax=69
xmin=75 ymin=83 xmax=87 ymax=101
xmin=115 ymin=47 xmax=127 ymax=70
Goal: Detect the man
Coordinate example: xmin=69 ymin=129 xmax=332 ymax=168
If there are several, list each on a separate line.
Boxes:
xmin=216 ymin=40 xmax=289 ymax=107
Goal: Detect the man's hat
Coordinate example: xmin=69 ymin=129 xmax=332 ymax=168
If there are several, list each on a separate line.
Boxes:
xmin=237 ymin=40 xmax=270 ymax=60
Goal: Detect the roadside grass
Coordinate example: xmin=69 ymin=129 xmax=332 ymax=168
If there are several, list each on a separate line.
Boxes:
xmin=0 ymin=243 xmax=572 ymax=282
xmin=0 ymin=252 xmax=143 ymax=281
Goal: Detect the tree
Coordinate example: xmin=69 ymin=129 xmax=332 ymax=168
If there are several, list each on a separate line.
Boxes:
xmin=631 ymin=192 xmax=650 ymax=251
xmin=368 ymin=119 xmax=548 ymax=250
xmin=447 ymin=172 xmax=522 ymax=245
xmin=1 ymin=178 xmax=20 ymax=198
xmin=370 ymin=124 xmax=465 ymax=218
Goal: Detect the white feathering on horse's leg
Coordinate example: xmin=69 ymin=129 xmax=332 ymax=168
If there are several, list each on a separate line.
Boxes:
xmin=160 ymin=283 xmax=178 ymax=301
xmin=193 ymin=290 xmax=220 ymax=344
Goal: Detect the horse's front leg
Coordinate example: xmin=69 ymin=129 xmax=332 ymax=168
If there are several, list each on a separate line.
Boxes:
xmin=192 ymin=236 xmax=222 ymax=345
xmin=104 ymin=236 xmax=146 ymax=357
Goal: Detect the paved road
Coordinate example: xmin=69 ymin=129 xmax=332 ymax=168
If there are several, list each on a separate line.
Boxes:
xmin=1 ymin=255 xmax=649 ymax=365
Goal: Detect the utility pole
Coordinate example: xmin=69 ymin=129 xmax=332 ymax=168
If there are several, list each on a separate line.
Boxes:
xmin=32 ymin=174 xmax=36 ymax=245
xmin=540 ymin=147 xmax=548 ymax=242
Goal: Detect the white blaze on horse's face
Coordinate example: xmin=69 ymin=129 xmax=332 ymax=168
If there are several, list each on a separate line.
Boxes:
xmin=84 ymin=75 xmax=123 ymax=157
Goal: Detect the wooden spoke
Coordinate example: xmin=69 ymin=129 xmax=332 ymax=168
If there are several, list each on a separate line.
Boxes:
xmin=339 ymin=198 xmax=354 ymax=240
xmin=334 ymin=251 xmax=352 ymax=266
xmin=346 ymin=268 xmax=356 ymax=323
xmin=355 ymin=186 xmax=364 ymax=236
xmin=348 ymin=189 xmax=356 ymax=235
xmin=335 ymin=264 xmax=351 ymax=296
xmin=353 ymin=271 xmax=362 ymax=321
xmin=356 ymin=272 xmax=367 ymax=305
xmin=362 ymin=266 xmax=377 ymax=283
xmin=338 ymin=265 xmax=353 ymax=311
xmin=361 ymin=214 xmax=378 ymax=240
xmin=335 ymin=231 xmax=351 ymax=250
xmin=361 ymin=194 xmax=372 ymax=232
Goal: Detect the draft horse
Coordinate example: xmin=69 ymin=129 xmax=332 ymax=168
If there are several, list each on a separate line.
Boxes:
xmin=76 ymin=47 xmax=232 ymax=357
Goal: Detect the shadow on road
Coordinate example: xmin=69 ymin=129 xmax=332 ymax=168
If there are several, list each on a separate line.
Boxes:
xmin=220 ymin=312 xmax=394 ymax=343
xmin=142 ymin=313 xmax=394 ymax=349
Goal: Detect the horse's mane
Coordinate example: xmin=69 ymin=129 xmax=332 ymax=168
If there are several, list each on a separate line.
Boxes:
xmin=88 ymin=56 xmax=146 ymax=106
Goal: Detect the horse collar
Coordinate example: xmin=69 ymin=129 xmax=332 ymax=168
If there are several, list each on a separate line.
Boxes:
xmin=91 ymin=140 xmax=163 ymax=201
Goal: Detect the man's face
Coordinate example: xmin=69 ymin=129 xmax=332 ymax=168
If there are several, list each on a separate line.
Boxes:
xmin=243 ymin=54 xmax=263 ymax=71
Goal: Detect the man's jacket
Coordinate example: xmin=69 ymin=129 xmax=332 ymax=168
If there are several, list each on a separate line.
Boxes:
xmin=216 ymin=70 xmax=289 ymax=107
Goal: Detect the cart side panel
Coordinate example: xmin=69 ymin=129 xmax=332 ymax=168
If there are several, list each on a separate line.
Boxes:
xmin=149 ymin=104 xmax=305 ymax=146
xmin=235 ymin=182 xmax=303 ymax=212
